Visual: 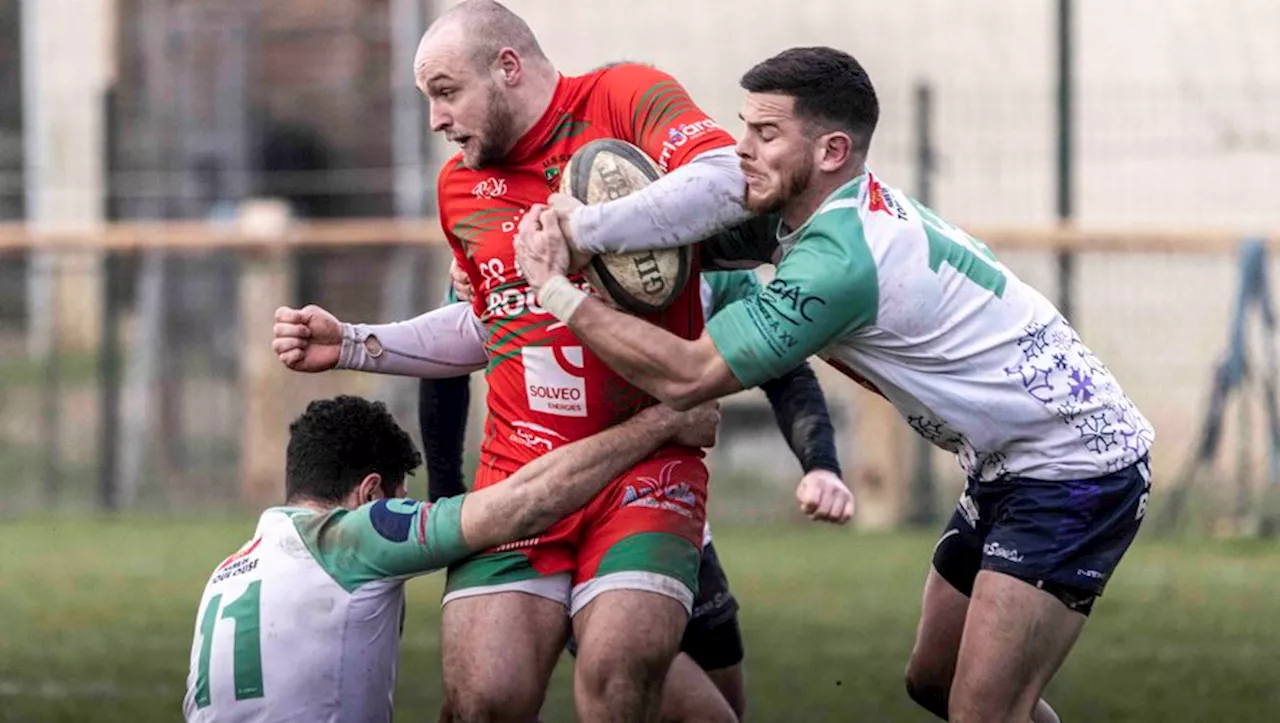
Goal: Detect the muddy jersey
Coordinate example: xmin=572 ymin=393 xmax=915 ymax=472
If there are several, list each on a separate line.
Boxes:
xmin=183 ymin=498 xmax=469 ymax=723
xmin=707 ymin=172 xmax=1154 ymax=482
xmin=438 ymin=63 xmax=735 ymax=478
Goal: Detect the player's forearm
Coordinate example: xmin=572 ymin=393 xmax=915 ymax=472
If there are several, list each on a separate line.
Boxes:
xmin=569 ymin=148 xmax=751 ymax=255
xmin=568 ymin=295 xmax=710 ymax=409
xmin=337 ymin=303 xmax=488 ymax=378
xmin=759 ymin=363 xmax=843 ymax=476
xmin=537 ymin=276 xmax=738 ymax=409
xmin=465 ymin=407 xmax=678 ymax=548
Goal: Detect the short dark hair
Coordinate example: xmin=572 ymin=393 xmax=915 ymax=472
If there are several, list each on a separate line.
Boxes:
xmin=285 ymin=396 xmax=422 ymax=504
xmin=740 ymin=47 xmax=879 ymax=152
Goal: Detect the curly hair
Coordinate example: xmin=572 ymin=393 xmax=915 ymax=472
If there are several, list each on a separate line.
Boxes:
xmin=284 ymin=396 xmax=422 ymax=504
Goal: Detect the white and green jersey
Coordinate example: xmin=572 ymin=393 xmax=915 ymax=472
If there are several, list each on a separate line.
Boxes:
xmin=706 ymin=172 xmax=1154 ymax=482
xmin=697 ymin=269 xmax=765 ymax=548
xmin=182 ymin=496 xmax=470 ymax=723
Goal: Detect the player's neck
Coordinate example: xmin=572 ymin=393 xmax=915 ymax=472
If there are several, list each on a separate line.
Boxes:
xmin=286 ymin=497 xmax=340 ymax=514
xmin=781 ymin=164 xmax=866 ymax=232
xmin=509 ymin=66 xmax=560 ymax=145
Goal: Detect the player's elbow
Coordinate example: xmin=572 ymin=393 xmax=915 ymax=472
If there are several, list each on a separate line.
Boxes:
xmin=655 ymin=377 xmax=709 ymax=412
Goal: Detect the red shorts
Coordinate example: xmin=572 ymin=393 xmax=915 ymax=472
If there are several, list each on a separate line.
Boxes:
xmin=442 ymin=455 xmax=708 ymax=615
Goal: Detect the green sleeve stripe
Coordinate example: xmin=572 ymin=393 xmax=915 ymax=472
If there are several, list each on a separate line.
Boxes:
xmin=420 ymin=494 xmax=471 ymax=566
xmin=707 ymin=208 xmax=878 ymax=389
xmin=287 ymin=496 xmax=474 ymax=593
xmin=707 ymin=305 xmax=775 ymax=388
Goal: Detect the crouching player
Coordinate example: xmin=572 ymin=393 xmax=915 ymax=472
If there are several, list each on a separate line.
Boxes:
xmin=182 ymin=394 xmax=718 ymax=723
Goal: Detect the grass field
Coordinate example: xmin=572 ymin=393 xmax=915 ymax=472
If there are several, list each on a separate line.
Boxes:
xmin=2 ymin=516 xmax=1278 ymax=722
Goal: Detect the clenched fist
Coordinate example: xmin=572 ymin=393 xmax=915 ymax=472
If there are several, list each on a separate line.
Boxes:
xmin=795 ymin=469 xmax=856 ymax=525
xmin=272 ymin=305 xmax=343 ymax=373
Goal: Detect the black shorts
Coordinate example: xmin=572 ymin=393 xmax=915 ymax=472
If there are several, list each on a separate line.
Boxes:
xmin=566 ymin=540 xmax=744 ymax=670
xmin=933 ymin=455 xmax=1152 ymax=615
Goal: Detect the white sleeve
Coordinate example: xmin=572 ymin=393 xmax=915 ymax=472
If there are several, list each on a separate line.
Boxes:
xmin=336 ymin=302 xmax=488 ymax=378
xmin=569 ymin=147 xmax=751 ymax=254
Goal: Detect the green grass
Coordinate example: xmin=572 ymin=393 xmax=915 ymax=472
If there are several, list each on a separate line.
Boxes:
xmin=1 ymin=517 xmax=1278 ymax=721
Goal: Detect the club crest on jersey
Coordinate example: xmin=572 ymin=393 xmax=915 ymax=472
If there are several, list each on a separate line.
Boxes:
xmin=471 ymin=177 xmax=508 ymax=199
xmin=370 ymin=499 xmax=419 ymax=542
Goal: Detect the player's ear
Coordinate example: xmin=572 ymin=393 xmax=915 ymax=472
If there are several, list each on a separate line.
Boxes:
xmin=358 ymin=473 xmax=386 ymax=504
xmin=495 ymin=47 xmax=521 ymax=86
xmin=817 ymin=131 xmax=854 ymax=174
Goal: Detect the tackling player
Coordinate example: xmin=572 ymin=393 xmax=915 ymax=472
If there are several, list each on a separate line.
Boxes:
xmin=422 ymin=265 xmax=849 ymax=721
xmin=182 ymin=394 xmax=717 ymax=723
xmin=514 ymin=46 xmax=1155 ymax=723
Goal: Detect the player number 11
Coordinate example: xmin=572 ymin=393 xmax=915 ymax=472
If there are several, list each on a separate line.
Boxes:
xmin=911 ymin=200 xmax=1008 ymax=298
xmin=194 ymin=580 xmax=265 ymax=708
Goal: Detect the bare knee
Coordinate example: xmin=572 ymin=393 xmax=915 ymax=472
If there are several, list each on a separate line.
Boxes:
xmin=578 ymin=642 xmax=672 ymax=701
xmin=443 ymin=677 xmax=544 ymax=723
xmin=904 ymin=661 xmax=952 ymax=721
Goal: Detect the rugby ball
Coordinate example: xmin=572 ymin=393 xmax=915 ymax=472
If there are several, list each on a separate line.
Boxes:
xmin=561 ymin=139 xmax=693 ymax=314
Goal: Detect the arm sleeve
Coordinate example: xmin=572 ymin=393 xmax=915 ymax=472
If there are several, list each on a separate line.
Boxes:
xmin=705 ymin=223 xmax=879 ymax=388
xmin=298 ymin=496 xmax=473 ymax=589
xmin=418 ymin=375 xmax=471 ymax=501
xmin=699 ymin=213 xmax=782 ymax=270
xmin=758 ymin=364 xmax=842 ymax=476
xmin=570 ymin=64 xmax=750 ymax=255
xmin=571 ymin=148 xmax=752 ymax=255
xmin=337 ymin=302 xmax=489 ymax=378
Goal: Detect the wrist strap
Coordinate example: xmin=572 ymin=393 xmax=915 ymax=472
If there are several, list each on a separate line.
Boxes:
xmin=538 ymin=274 xmax=588 ymax=322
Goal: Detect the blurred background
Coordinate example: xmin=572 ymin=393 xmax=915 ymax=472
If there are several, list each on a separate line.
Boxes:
xmin=2 ymin=1 xmax=1279 ymax=721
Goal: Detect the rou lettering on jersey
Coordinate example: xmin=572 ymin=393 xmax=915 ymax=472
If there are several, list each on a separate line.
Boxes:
xmin=437 ymin=64 xmax=732 ymax=475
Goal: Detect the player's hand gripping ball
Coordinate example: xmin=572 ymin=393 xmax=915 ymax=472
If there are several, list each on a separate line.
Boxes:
xmin=517 ymin=139 xmax=693 ymax=314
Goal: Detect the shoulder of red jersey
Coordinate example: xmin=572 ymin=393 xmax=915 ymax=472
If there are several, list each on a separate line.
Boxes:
xmin=435 ymin=155 xmax=487 ymax=222
xmin=578 ymin=61 xmax=733 ymax=173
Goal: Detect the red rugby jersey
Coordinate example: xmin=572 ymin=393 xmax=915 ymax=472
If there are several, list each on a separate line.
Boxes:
xmin=437 ymin=63 xmax=734 ymax=477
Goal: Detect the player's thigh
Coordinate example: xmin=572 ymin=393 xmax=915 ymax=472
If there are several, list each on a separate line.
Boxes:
xmin=684 ymin=540 xmax=747 ymax=717
xmin=703 ymin=663 xmax=745 ymax=722
xmin=948 ymin=457 xmax=1151 ymax=722
xmin=573 ymin=588 xmax=690 ymax=688
xmin=949 ymin=570 xmax=1086 ymax=723
xmin=906 ymin=512 xmax=980 ymax=695
xmin=681 ymin=613 xmax=746 ymax=719
xmin=658 ymin=653 xmax=738 ymax=723
xmin=440 ymin=586 xmax=570 ymax=716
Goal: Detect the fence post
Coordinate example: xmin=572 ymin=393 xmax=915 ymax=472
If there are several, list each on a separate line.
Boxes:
xmin=238 ymin=201 xmax=294 ymax=509
xmin=97 ymin=250 xmax=122 ymax=512
xmin=1055 ymin=0 xmax=1076 ymax=321
xmin=905 ymin=80 xmax=939 ymax=528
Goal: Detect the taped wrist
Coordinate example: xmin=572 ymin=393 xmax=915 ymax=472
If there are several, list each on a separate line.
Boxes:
xmin=538 ymin=274 xmax=588 ymax=322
